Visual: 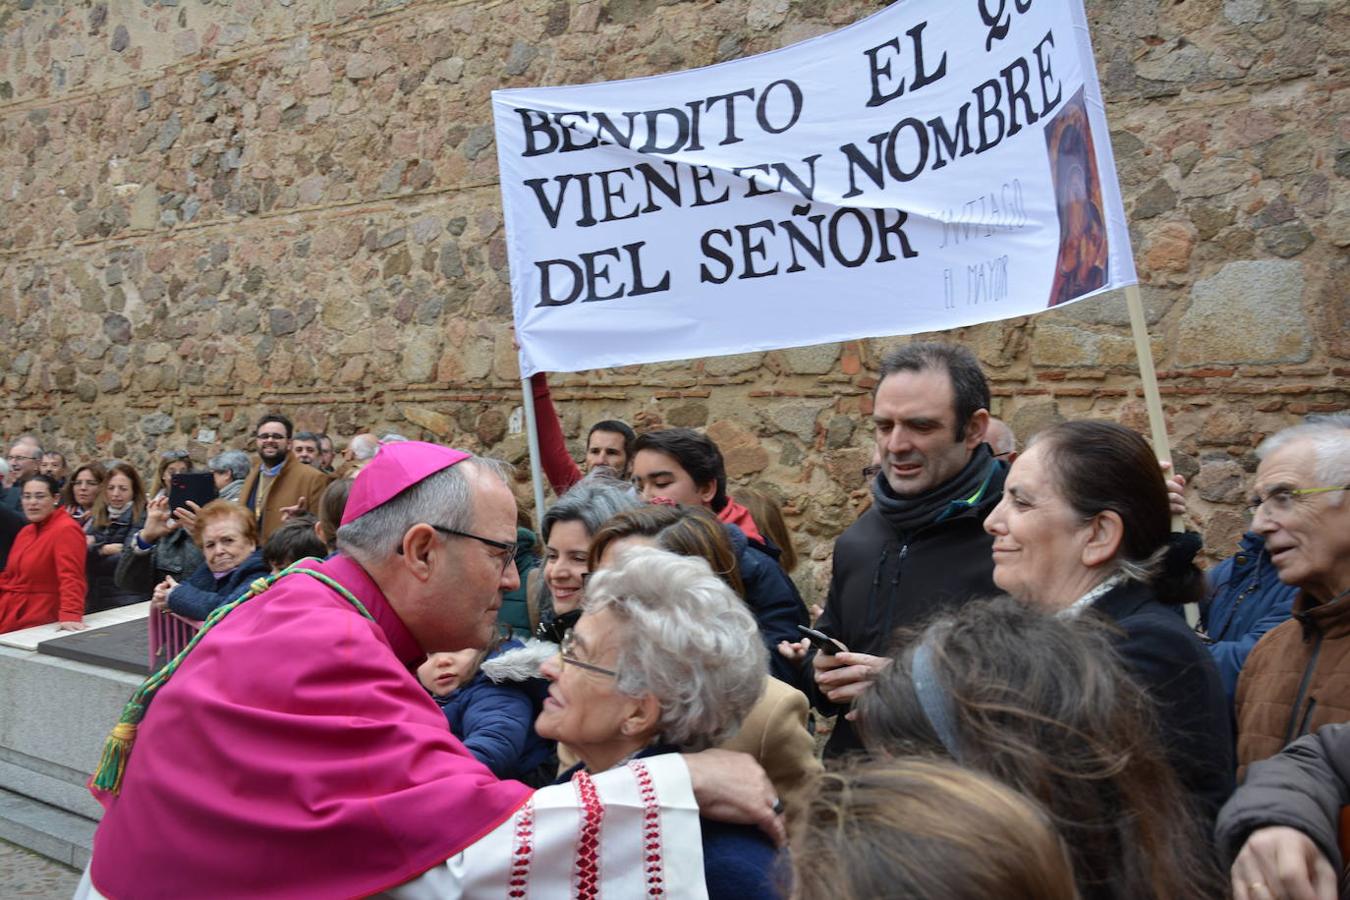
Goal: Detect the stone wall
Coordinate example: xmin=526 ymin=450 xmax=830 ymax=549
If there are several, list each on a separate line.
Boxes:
xmin=1 ymin=0 xmax=1345 ymax=603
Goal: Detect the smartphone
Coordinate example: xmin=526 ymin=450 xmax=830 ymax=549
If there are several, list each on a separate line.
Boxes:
xmin=169 ymin=471 xmax=219 ymax=516
xmin=797 ymin=625 xmax=846 ymax=656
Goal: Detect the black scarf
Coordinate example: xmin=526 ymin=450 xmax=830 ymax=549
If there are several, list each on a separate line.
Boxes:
xmin=871 ymin=444 xmax=1000 ymax=534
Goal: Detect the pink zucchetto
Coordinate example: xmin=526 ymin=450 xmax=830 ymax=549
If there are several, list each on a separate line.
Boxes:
xmin=341 ymin=441 xmax=472 ymax=526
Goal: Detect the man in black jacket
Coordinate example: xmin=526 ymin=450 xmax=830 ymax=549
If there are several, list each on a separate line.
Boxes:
xmin=780 ymin=342 xmax=1005 ymax=758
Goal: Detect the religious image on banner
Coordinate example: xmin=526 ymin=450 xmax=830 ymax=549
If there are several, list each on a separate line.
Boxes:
xmin=1045 ymin=87 xmax=1109 ymax=307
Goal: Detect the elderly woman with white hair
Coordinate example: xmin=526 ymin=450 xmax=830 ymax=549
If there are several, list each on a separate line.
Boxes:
xmin=537 ymin=547 xmax=780 ymax=899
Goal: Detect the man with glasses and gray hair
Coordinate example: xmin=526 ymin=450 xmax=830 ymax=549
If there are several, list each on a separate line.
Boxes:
xmin=2 ymin=435 xmax=44 ymax=510
xmin=79 ymin=441 xmax=780 ymax=899
xmin=1233 ymin=414 xmax=1350 ymax=775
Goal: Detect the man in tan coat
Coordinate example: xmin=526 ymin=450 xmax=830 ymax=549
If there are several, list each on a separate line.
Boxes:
xmin=238 ymin=414 xmax=332 ymax=543
xmin=1234 ymin=416 xmax=1350 ymax=773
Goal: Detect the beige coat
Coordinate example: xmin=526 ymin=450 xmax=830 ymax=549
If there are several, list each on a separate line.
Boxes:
xmin=238 ymin=455 xmax=333 ymax=542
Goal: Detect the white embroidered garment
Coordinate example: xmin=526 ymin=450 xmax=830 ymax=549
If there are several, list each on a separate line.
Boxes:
xmin=380 ymin=754 xmax=707 ymax=899
xmin=75 ymin=755 xmax=707 ymax=900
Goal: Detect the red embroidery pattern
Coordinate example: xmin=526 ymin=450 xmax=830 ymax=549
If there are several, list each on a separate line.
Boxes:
xmin=629 ymin=760 xmax=666 ymax=898
xmin=507 ymin=803 xmax=535 ymax=899
xmin=573 ymin=771 xmax=605 ymax=899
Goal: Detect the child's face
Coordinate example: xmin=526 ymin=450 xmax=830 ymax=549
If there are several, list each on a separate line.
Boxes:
xmin=416 ymin=649 xmax=480 ymax=697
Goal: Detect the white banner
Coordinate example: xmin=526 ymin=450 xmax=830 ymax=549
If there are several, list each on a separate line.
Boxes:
xmin=493 ymin=0 xmax=1136 ymax=377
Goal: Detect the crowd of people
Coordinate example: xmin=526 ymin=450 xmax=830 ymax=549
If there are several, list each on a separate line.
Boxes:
xmin=0 ymin=340 xmax=1345 ymax=898
xmin=0 ymin=423 xmax=370 ymax=632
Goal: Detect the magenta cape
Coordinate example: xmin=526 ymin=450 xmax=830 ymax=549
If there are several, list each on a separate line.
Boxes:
xmin=89 ymin=555 xmax=533 ymax=899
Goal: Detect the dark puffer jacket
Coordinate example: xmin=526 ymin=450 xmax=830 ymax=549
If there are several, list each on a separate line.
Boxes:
xmin=1093 ymin=579 xmax=1235 ymax=826
xmin=434 ymin=639 xmax=555 ymax=785
xmin=813 ymin=463 xmax=1006 ymax=757
xmin=725 ymin=523 xmax=810 ymax=691
xmin=1216 ymin=723 xmax=1350 ymax=895
xmin=115 ymin=526 xmax=206 ymax=597
xmin=85 ymin=508 xmax=147 ymax=611
xmin=1199 ymin=531 xmax=1298 ymax=704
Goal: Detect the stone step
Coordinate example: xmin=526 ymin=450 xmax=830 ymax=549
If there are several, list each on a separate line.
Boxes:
xmin=0 ymin=786 xmax=95 ymax=870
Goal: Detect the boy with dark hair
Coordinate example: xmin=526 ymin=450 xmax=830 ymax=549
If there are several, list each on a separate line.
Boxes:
xmin=262 ymin=515 xmax=328 ymax=573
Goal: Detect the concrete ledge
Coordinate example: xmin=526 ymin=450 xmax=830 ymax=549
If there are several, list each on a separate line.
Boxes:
xmin=0 ymin=610 xmax=147 ymax=868
xmin=0 ymin=787 xmax=95 ymax=870
xmin=0 ymin=602 xmax=150 ymax=653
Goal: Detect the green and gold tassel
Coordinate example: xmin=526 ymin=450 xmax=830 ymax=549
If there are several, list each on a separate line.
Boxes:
xmin=88 ymin=560 xmax=372 ymax=796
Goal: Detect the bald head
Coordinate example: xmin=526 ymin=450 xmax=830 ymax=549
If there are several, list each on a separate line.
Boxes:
xmin=986 ymin=418 xmax=1018 ymax=462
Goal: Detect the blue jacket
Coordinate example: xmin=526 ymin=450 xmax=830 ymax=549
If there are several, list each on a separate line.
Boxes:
xmin=1199 ymin=532 xmax=1298 ymax=704
xmin=167 ymin=549 xmax=270 ymax=621
xmin=435 ymin=640 xmax=554 ymax=783
xmin=725 ymin=524 xmax=810 ymax=691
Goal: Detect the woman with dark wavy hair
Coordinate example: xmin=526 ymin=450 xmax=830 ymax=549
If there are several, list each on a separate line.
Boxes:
xmin=982 ymin=420 xmax=1233 ymax=821
xmin=858 ymin=597 xmax=1225 ymax=900
xmin=85 ymin=461 xmax=149 ymax=611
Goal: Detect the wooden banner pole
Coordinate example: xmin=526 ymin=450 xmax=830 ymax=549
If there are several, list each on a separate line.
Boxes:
xmin=1125 ymin=282 xmax=1194 ymax=623
xmin=1125 ymin=283 xmax=1178 ymax=525
xmin=519 ymin=371 xmax=549 ymax=522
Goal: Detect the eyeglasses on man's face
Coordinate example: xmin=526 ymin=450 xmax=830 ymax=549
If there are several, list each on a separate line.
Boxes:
xmin=255 ymin=432 xmax=288 ymax=443
xmin=422 ymin=523 xmax=518 ymax=574
xmin=1246 ymin=485 xmax=1349 ymax=519
xmin=559 ymin=629 xmax=618 ymax=678
xmin=7 ymin=454 xmax=37 ymax=464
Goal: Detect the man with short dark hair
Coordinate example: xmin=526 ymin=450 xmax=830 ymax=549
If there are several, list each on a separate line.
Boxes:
xmin=780 ymin=342 xmax=1006 ymax=758
xmin=530 ymin=373 xmax=637 ymax=494
xmin=40 ymin=451 xmax=69 ymax=487
xmin=291 ymin=432 xmax=323 ymax=469
xmin=238 ymin=414 xmax=332 ymax=543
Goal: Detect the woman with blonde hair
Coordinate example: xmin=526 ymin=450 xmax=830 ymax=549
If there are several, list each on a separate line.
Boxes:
xmin=792 ymin=757 xmax=1078 ymax=900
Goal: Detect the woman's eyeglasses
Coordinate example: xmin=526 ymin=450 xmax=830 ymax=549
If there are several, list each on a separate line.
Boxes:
xmin=559 ymin=629 xmax=618 ymax=678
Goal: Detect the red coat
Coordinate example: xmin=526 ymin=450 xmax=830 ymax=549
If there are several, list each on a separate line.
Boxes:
xmin=0 ymin=506 xmax=87 ymax=632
